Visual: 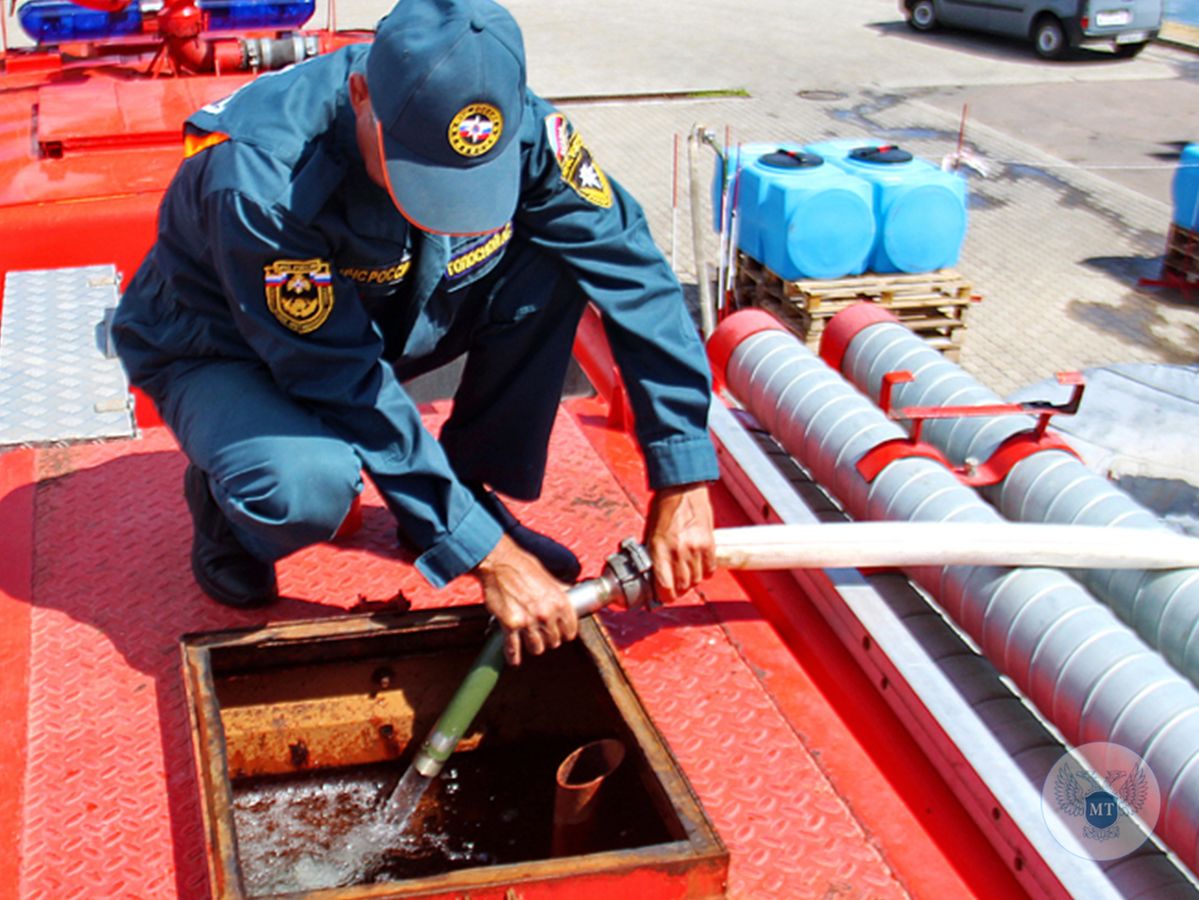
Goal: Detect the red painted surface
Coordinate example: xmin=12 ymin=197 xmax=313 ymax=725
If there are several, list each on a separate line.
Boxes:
xmin=728 ymin=562 xmax=1031 ymax=900
xmin=818 ymin=300 xmax=898 ymax=371
xmin=855 ymin=435 xmax=953 ymax=482
xmin=956 ymin=429 xmax=1080 ymax=488
xmin=35 ymin=75 xmax=252 ymax=155
xmin=0 ymin=71 xmax=252 ymax=315
xmin=0 ymin=33 xmax=369 ymax=319
xmin=0 ymin=404 xmax=971 ymax=899
xmin=0 ymin=194 xmax=163 ymax=312
xmin=704 ymin=307 xmax=787 ymax=387
xmin=0 ymin=448 xmax=36 ymax=900
xmin=132 ymin=386 xmax=165 ymax=428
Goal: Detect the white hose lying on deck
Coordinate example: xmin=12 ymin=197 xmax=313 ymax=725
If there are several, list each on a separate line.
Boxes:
xmin=714 ymin=522 xmax=1199 ymax=572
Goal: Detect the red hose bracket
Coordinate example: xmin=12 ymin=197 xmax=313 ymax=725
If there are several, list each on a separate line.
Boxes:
xmin=957 ymin=429 xmax=1081 ymax=487
xmin=881 ymin=370 xmax=1086 ymax=487
xmin=856 ymin=369 xmax=956 ymax=481
xmin=1022 ymin=371 xmax=1085 ymax=439
xmin=856 ymin=438 xmax=952 ymax=483
xmin=878 ymin=370 xmax=915 ymax=425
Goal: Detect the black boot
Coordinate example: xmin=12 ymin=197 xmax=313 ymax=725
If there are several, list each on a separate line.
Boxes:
xmin=471 ymin=486 xmax=581 ymax=583
xmin=183 ymin=464 xmax=278 ymax=608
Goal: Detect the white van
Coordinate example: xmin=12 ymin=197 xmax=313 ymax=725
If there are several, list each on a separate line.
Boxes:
xmin=901 ymin=0 xmax=1163 ymax=59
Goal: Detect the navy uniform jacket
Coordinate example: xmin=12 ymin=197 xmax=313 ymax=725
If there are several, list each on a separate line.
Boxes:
xmin=113 ymin=44 xmax=718 ymax=588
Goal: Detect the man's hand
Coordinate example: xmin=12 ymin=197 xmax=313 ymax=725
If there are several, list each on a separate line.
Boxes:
xmin=473 ymin=534 xmax=579 ymax=666
xmin=644 ymin=483 xmax=716 ymax=602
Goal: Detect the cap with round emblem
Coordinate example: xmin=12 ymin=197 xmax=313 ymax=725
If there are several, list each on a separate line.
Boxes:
xmin=366 ymin=0 xmax=525 ymax=235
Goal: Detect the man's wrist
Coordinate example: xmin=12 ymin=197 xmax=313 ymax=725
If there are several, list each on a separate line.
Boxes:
xmin=652 ymin=481 xmax=710 ymax=498
xmin=471 ymin=532 xmax=515 ymax=576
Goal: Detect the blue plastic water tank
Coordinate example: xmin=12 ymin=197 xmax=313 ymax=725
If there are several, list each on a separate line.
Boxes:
xmin=805 ymin=140 xmax=967 ymax=274
xmin=738 ymin=150 xmax=876 ymax=280
xmin=1172 ymin=143 xmax=1199 ymax=229
xmin=711 ymin=143 xmax=781 ymax=234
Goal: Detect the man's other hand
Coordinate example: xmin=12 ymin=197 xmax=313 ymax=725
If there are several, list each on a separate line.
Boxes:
xmin=644 ymin=483 xmax=716 ymax=602
xmin=473 ymin=534 xmax=578 ymax=666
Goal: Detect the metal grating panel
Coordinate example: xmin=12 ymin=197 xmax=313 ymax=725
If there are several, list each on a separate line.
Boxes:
xmin=0 ymin=265 xmax=134 ymax=447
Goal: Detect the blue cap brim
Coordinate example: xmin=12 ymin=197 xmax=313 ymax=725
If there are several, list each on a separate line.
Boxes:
xmin=377 ymin=120 xmax=520 ymax=237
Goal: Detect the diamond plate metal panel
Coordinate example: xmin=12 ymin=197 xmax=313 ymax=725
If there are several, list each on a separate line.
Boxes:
xmin=0 ymin=266 xmax=134 ymax=447
xmin=15 ymin=406 xmax=909 ymax=899
xmin=600 ymin=598 xmax=907 ymax=899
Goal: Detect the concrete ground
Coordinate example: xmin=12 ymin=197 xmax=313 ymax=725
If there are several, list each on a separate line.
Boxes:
xmin=312 ymin=0 xmax=1199 ymax=399
xmin=8 ymin=0 xmax=1192 ymax=401
xmin=495 ymin=0 xmax=1199 ymax=400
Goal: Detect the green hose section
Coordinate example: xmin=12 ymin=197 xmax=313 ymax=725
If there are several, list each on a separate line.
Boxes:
xmin=408 ymin=563 xmax=633 ymax=779
xmin=413 ymin=627 xmax=506 ymax=774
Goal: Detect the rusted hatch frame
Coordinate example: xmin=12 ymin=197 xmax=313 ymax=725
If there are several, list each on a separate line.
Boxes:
xmin=181 ymin=609 xmax=729 ymax=899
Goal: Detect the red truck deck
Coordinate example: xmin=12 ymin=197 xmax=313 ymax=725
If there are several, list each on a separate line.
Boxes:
xmin=2 ymin=11 xmax=1196 ymax=898
xmin=0 ymin=394 xmax=1024 ymax=898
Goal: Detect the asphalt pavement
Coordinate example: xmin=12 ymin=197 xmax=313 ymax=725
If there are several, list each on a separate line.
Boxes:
xmin=492 ymin=0 xmax=1199 ymax=400
xmin=7 ymin=1 xmax=1192 ymax=402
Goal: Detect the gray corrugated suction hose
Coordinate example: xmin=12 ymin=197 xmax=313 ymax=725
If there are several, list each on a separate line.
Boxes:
xmin=820 ymin=303 xmax=1199 ymax=689
xmin=708 ymin=309 xmax=1199 ymax=873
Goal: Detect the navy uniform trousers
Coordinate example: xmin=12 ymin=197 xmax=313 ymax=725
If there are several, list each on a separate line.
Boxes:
xmin=153 ymin=239 xmax=588 ymax=564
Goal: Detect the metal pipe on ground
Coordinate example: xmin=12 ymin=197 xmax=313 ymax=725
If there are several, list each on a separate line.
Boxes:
xmin=707 ymin=308 xmax=1199 ymax=873
xmin=820 ymin=303 xmax=1199 ymax=688
xmin=687 ymin=126 xmax=717 ymax=340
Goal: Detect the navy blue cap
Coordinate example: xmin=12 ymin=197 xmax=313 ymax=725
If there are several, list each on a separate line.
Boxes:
xmin=367 ymin=0 xmax=526 ymax=236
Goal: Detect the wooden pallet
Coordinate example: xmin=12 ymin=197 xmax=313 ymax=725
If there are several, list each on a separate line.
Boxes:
xmin=733 ymin=252 xmax=978 ymax=360
xmin=1163 ymin=222 xmax=1199 ymax=288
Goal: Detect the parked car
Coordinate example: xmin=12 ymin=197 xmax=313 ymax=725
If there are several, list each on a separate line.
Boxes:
xmin=900 ymin=0 xmax=1163 ymax=59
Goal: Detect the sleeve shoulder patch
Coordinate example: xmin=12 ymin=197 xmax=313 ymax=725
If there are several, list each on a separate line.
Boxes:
xmin=544 ymin=112 xmax=613 ymax=208
xmin=264 ymin=258 xmax=334 ymax=333
xmin=183 ymin=129 xmax=229 ymax=159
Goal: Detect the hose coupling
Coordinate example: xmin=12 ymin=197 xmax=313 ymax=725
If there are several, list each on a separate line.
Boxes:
xmin=602 ymin=538 xmax=657 ymax=611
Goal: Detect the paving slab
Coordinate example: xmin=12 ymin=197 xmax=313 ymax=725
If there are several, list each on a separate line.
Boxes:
xmin=495 ymin=0 xmax=1199 ymax=399
xmin=560 ymin=84 xmax=1198 ymax=398
xmin=4 ymin=0 xmax=1193 ymax=410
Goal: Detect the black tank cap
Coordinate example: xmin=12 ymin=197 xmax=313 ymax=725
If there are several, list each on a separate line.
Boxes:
xmin=849 ymin=144 xmax=913 ymax=164
xmin=760 ymin=150 xmax=824 ymax=169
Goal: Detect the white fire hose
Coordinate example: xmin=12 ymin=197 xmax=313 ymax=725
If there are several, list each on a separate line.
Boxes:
xmin=713 ymin=522 xmax=1199 ymax=571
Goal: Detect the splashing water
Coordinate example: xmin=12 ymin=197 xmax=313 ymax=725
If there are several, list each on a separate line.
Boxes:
xmin=381 ymin=765 xmax=435 ymax=831
xmin=307 ymin=770 xmax=433 ymax=889
xmin=233 ymin=765 xmax=460 ymax=895
xmin=235 ymin=774 xmax=391 ymax=894
xmin=231 ymin=742 xmax=656 ymax=895
xmin=294 ymin=766 xmax=439 ymax=890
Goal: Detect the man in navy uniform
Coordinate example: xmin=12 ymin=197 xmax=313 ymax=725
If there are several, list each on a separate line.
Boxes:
xmin=113 ymin=0 xmax=718 ymax=665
